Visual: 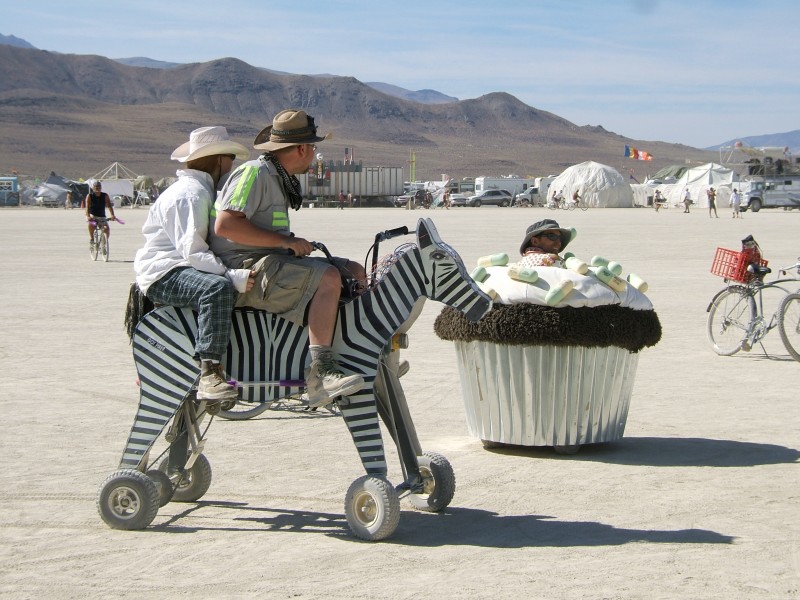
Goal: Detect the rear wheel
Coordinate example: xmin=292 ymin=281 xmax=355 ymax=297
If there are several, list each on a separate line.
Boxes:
xmin=707 ymin=287 xmax=756 ymax=355
xmin=777 ymin=293 xmax=800 ymax=362
xmin=157 ymin=453 xmax=212 ymax=502
xmin=471 ymin=199 xmax=481 ymax=208
xmin=408 ymin=451 xmax=455 ymax=513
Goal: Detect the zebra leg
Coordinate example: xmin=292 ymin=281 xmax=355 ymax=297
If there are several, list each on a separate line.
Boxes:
xmin=338 ymin=383 xmax=388 ymax=477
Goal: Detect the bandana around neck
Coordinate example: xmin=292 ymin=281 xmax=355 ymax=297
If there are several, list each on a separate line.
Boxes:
xmin=263 ymin=152 xmax=304 ymax=210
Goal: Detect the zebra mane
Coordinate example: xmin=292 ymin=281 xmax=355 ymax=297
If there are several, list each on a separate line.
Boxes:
xmin=370 ymin=242 xmax=418 ymax=286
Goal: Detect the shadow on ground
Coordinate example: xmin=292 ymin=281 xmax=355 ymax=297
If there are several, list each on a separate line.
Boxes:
xmin=485 ymin=436 xmax=800 ymax=467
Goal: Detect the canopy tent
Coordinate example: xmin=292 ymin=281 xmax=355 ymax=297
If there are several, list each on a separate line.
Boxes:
xmin=631 ymin=162 xmax=740 ymax=208
xmin=651 ymin=165 xmax=688 ymax=182
xmin=548 ymin=161 xmax=634 ymax=208
xmin=89 ymin=162 xmax=138 ymax=206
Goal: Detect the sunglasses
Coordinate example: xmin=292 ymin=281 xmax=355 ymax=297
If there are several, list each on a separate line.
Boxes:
xmin=536 ymin=232 xmax=562 ymax=242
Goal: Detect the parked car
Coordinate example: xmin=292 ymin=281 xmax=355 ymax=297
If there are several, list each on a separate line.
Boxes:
xmin=456 ymin=189 xmax=513 ymax=207
xmin=394 ymin=189 xmax=427 ymax=207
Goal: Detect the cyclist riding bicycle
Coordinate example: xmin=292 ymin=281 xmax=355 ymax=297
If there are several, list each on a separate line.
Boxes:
xmin=85 ymin=182 xmax=116 ymax=246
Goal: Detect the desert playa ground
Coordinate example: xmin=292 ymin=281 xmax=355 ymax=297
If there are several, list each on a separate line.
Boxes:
xmin=0 ymin=205 xmax=798 ymax=599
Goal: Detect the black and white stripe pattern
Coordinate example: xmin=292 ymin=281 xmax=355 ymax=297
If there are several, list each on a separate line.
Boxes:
xmin=119 ymin=218 xmax=492 ymax=476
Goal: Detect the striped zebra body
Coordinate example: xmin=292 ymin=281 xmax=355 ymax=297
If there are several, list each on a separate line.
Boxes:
xmin=119 ymin=218 xmax=492 ymax=478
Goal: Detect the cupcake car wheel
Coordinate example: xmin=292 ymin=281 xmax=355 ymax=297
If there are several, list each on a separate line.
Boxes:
xmin=97 ymin=469 xmax=160 ymax=530
xmin=345 ymin=475 xmax=400 ymax=541
xmin=408 ymin=451 xmax=455 ymax=513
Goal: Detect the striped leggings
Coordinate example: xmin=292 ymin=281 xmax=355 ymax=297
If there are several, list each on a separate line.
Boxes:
xmin=146 ymin=267 xmax=235 ymax=361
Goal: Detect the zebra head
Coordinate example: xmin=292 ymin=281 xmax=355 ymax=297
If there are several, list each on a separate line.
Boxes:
xmin=415 ymin=218 xmax=492 ymax=323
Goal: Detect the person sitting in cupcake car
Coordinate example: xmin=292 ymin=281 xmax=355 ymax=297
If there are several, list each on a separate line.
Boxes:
xmin=518 ymin=219 xmax=574 ymax=269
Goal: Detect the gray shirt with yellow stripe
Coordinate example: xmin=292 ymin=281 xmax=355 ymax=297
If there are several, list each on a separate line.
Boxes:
xmin=209 ymin=156 xmax=292 ymax=269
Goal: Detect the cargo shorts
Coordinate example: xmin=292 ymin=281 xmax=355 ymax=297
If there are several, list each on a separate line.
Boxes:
xmin=235 ymin=253 xmax=347 ymax=326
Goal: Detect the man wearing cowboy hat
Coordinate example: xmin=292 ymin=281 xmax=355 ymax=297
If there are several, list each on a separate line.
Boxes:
xmin=134 ymin=126 xmax=254 ymax=403
xmin=210 ymin=109 xmax=365 ymax=409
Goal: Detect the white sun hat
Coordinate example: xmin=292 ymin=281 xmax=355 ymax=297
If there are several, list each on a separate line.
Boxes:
xmin=170 ymin=126 xmax=250 ymax=162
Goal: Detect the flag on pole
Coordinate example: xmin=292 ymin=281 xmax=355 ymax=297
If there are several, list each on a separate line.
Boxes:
xmin=624 ymin=145 xmax=653 ymax=161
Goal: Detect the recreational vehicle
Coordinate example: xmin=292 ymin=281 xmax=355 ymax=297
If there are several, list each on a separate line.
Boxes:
xmin=741 ymin=177 xmax=800 ymax=212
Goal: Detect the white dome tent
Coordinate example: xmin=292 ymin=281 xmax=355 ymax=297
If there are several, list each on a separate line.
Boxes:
xmin=549 ymin=161 xmax=634 ymax=208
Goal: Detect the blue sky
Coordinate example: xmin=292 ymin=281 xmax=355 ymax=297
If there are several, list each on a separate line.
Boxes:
xmin=5 ymin=0 xmax=798 ymax=149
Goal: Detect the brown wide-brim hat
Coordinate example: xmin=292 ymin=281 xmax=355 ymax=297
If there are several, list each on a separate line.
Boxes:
xmin=519 ymin=219 xmax=574 ymax=254
xmin=253 ymin=109 xmax=330 ymax=151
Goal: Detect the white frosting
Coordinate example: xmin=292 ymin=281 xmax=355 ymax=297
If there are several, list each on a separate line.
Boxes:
xmin=483 ymin=265 xmax=653 ymax=310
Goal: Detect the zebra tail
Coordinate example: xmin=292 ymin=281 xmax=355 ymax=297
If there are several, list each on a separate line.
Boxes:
xmin=124 ymin=283 xmax=154 ymax=342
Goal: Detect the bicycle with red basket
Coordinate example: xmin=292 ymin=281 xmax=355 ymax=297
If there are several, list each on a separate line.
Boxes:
xmin=706 ymin=235 xmax=800 ymax=361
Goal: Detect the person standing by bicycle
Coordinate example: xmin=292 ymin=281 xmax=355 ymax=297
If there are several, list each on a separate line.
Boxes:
xmin=134 ymin=126 xmax=255 ymax=403
xmin=85 ymin=181 xmax=116 ymax=247
xmin=210 ymin=109 xmax=366 ymax=409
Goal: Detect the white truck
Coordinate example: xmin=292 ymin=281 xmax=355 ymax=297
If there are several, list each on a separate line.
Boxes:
xmin=741 ymin=176 xmax=800 ymax=212
xmin=299 ymin=164 xmax=404 ymax=206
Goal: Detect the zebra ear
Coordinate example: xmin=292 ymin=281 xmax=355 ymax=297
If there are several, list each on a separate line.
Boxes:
xmin=416 ymin=218 xmax=442 ymax=250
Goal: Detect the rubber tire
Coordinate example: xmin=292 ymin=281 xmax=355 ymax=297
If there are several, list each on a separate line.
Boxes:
xmin=90 ymin=232 xmax=99 ymax=261
xmin=707 ymin=287 xmax=756 ymax=356
xmin=218 ymin=399 xmax=272 ymax=421
xmin=146 ymin=469 xmax=175 ymax=506
xmin=408 ymin=451 xmax=456 ymax=513
xmin=100 ymin=231 xmax=109 ymax=262
xmin=750 ymin=199 xmax=762 ymax=212
xmin=777 ymin=293 xmax=800 ymax=362
xmin=97 ymin=469 xmax=160 ymax=530
xmin=157 ymin=453 xmax=212 ymax=502
xmin=344 ymin=475 xmax=400 ymax=541
xmin=471 ymin=199 xmax=481 ymax=208
xmin=499 ymin=199 xmax=510 ymax=207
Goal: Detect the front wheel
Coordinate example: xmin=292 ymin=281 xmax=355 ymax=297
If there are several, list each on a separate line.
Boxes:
xmin=97 ymin=469 xmax=160 ymax=530
xmin=749 ymin=199 xmax=762 ymax=212
xmin=100 ymin=231 xmax=109 ymax=262
xmin=408 ymin=451 xmax=455 ymax=513
xmin=90 ymin=231 xmax=99 ymax=261
xmin=344 ymin=475 xmax=400 ymax=541
xmin=777 ymin=293 xmax=800 ymax=362
xmin=706 ymin=287 xmax=756 ymax=355
xmin=580 ymin=203 xmax=589 ymax=211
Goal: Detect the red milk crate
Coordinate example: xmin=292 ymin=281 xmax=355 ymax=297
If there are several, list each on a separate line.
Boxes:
xmin=710 ymin=247 xmax=768 ymax=283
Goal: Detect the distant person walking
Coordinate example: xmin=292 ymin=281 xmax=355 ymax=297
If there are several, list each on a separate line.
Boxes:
xmin=682 ymin=188 xmax=691 ymax=213
xmin=65 ymin=191 xmax=72 ymax=209
xmin=338 ymin=190 xmax=345 ymax=209
xmin=707 ymin=187 xmax=718 ymax=218
xmin=653 ymin=189 xmax=664 ymax=212
xmin=730 ymin=188 xmax=742 ymax=218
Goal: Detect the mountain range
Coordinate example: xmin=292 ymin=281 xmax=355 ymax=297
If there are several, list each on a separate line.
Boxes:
xmin=0 ymin=39 xmax=778 ymax=183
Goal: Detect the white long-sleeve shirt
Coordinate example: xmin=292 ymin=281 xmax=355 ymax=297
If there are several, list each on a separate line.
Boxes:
xmin=134 ymin=169 xmax=250 ymax=294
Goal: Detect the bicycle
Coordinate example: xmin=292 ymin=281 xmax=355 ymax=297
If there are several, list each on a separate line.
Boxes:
xmin=706 ymin=247 xmax=800 ymax=361
xmin=89 ymin=217 xmax=111 ymax=262
xmin=88 ymin=216 xmax=124 ymax=262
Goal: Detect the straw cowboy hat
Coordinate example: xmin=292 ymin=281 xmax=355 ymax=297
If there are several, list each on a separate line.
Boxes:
xmin=253 ymin=109 xmax=330 ymax=151
xmin=171 ymin=126 xmax=250 ymax=162
xmin=519 ymin=219 xmax=574 ymax=254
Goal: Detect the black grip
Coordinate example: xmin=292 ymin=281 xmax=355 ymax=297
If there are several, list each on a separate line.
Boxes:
xmin=382 ymin=226 xmax=409 ymax=240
